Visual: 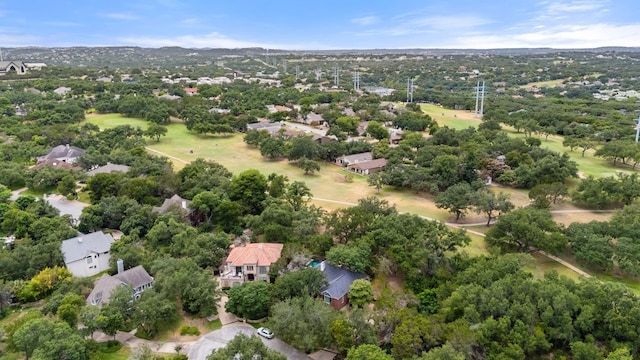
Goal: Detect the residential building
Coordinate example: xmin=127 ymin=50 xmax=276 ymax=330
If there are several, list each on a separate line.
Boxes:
xmin=152 ymin=194 xmax=191 ymax=214
xmin=61 ymin=231 xmax=115 ymax=277
xmin=86 ymin=163 xmax=131 ymax=177
xmin=37 ymin=144 xmax=86 ymax=164
xmin=347 ymin=158 xmax=388 ymax=175
xmin=301 ymin=112 xmax=324 ymax=126
xmin=246 ymin=121 xmax=283 ymax=133
xmin=30 ymin=158 xmax=81 ymax=171
xmin=184 ymin=87 xmax=198 ymax=96
xmin=86 ymin=263 xmax=154 ymax=306
xmin=316 ymin=261 xmax=367 ymax=310
xmin=53 ymin=87 xmax=72 ymax=96
xmin=220 ymin=243 xmax=283 ymax=287
xmin=335 ymin=152 xmax=373 ymax=167
xmin=0 ymin=61 xmax=27 ymax=75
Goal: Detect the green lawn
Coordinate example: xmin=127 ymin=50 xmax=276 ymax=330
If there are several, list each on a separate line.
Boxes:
xmin=526 ymin=253 xmax=582 ymax=282
xmin=94 ymin=346 xmax=131 ymax=360
xmin=84 ymin=113 xmax=636 ymax=288
xmin=519 ymin=79 xmax=567 ymax=88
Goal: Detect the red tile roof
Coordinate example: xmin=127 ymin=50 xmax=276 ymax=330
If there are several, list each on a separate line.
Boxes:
xmin=226 ymin=243 xmax=283 ymax=267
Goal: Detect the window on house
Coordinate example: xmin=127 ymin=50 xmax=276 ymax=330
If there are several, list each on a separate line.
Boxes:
xmin=246 ymin=265 xmax=254 ymax=271
xmin=259 ymin=266 xmax=267 ymax=274
xmin=324 ymin=294 xmax=331 ymax=304
xmin=86 ymin=256 xmax=93 ymax=264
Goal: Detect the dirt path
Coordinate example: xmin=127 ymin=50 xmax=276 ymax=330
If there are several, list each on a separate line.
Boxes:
xmin=145 ymin=146 xmax=189 ymax=164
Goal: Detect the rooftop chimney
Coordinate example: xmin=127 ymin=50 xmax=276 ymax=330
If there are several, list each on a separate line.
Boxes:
xmin=77 ymin=237 xmax=83 ymax=243
xmin=117 ymin=259 xmax=124 ymax=274
xmin=181 ymin=200 xmax=187 ymax=209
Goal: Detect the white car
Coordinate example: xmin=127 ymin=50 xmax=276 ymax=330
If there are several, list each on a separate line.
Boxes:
xmin=256 ymin=327 xmax=274 ymax=339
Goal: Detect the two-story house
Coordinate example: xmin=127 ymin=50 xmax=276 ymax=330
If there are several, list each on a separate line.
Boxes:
xmin=60 ymin=231 xmax=115 ymax=278
xmin=86 ymin=261 xmax=154 ymax=306
xmin=220 ymin=243 xmax=283 ymax=287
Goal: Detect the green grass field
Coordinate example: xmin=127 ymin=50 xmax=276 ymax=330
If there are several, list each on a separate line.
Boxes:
xmin=519 ymin=79 xmax=567 ymax=89
xmin=85 ymin=113 xmax=638 ymax=287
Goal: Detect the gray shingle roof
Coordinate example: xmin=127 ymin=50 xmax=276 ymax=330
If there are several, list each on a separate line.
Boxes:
xmin=152 ymin=194 xmax=191 ymax=214
xmin=338 ymin=152 xmax=373 ymax=165
xmin=114 ymin=265 xmax=154 ymax=289
xmin=318 ymin=261 xmax=367 ymax=299
xmin=86 ymin=274 xmax=122 ymax=306
xmin=61 ymin=231 xmax=115 ymax=264
xmin=86 ymin=265 xmax=153 ymax=306
xmin=86 ymin=163 xmax=131 ymax=176
xmin=38 ymin=144 xmax=85 ymax=162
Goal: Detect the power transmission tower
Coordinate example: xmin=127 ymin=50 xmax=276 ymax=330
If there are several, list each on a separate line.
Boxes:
xmin=406 ymin=78 xmax=414 ymax=103
xmin=295 ymin=65 xmax=300 ymax=79
xmin=353 ymin=71 xmax=360 ymax=90
xmin=334 ymin=67 xmax=340 ymax=87
xmin=474 ymin=81 xmax=480 ymax=117
xmin=315 ymin=68 xmax=322 ymax=81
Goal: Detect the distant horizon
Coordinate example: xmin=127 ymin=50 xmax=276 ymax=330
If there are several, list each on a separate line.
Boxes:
xmin=3 ymin=45 xmax=640 ymax=52
xmin=1 ymin=0 xmax=638 ymax=49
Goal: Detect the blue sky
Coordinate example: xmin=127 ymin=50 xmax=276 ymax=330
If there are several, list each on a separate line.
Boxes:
xmin=1 ymin=0 xmax=638 ymax=49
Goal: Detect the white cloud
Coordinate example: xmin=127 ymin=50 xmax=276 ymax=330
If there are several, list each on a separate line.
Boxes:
xmin=181 ymin=18 xmax=199 ymax=25
xmin=535 ymin=0 xmax=608 ymax=21
xmin=104 ymin=13 xmax=139 ymax=21
xmin=351 ymin=16 xmax=378 ymax=26
xmin=0 ymin=33 xmax=41 ymax=47
xmin=117 ymin=32 xmax=331 ymax=50
xmin=447 ymin=23 xmax=640 ymax=49
xmin=348 ymin=13 xmax=491 ymax=38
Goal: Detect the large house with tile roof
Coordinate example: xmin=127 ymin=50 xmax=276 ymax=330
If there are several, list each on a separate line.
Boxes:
xmin=220 ymin=243 xmax=283 ymax=287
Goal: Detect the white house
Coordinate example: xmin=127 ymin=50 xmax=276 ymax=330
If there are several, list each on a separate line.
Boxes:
xmin=61 ymin=231 xmax=115 ymax=277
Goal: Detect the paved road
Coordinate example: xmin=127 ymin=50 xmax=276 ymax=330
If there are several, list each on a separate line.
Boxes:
xmin=44 ymin=194 xmax=88 ymax=222
xmin=284 ymin=121 xmax=327 ymax=136
xmin=187 ymin=324 xmax=311 ymax=360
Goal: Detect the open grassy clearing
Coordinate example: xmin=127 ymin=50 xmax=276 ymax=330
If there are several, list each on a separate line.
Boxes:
xmin=519 ymin=78 xmax=567 ymax=88
xmin=86 ymin=115 xmax=454 ymax=225
xmin=526 ymin=252 xmax=582 ymax=281
xmin=86 ymin=113 xmax=633 ymax=287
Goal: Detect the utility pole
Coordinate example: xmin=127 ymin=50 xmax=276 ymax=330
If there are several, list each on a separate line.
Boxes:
xmin=635 ymin=113 xmax=640 ymax=143
xmin=474 ymin=81 xmax=480 ymax=118
xmin=353 ymin=71 xmax=360 ymax=90
xmin=479 ymin=81 xmax=485 ymax=118
xmin=406 ymin=78 xmax=414 ymax=103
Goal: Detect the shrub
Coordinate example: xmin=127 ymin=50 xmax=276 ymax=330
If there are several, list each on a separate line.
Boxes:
xmin=179 ymin=325 xmax=200 ymax=336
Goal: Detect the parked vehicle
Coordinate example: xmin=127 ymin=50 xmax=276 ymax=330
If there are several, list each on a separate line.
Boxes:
xmin=256 ymin=327 xmax=274 ymax=339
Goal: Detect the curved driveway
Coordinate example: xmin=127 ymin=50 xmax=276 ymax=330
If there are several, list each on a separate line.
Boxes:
xmin=187 ymin=324 xmax=311 ymax=360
